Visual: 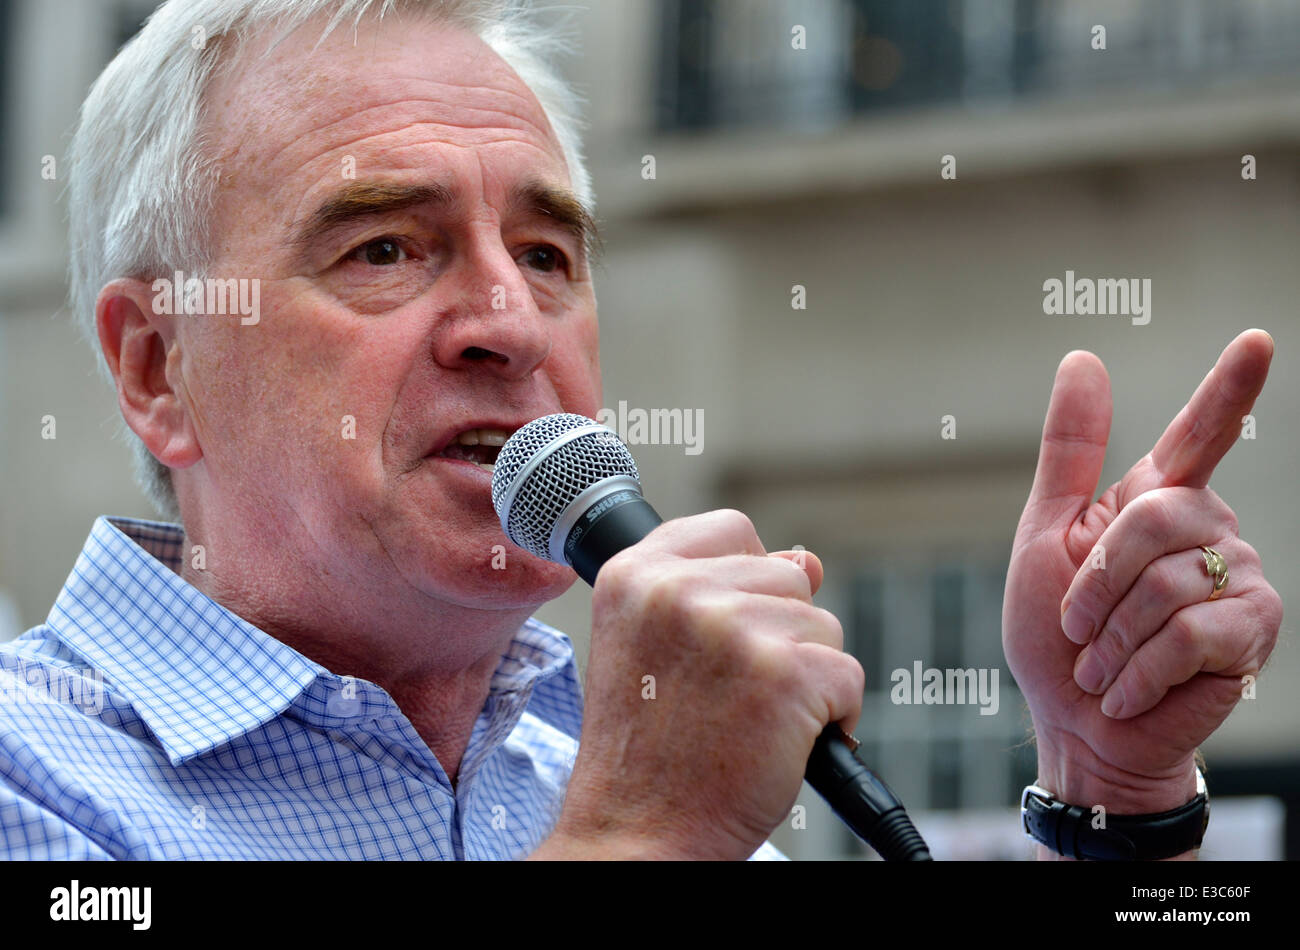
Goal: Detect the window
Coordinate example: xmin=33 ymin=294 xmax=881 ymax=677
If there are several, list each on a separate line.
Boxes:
xmin=836 ymin=555 xmax=1032 ymax=856
xmin=656 ymin=0 xmax=855 ymax=130
xmin=657 ymin=0 xmax=1300 ymax=132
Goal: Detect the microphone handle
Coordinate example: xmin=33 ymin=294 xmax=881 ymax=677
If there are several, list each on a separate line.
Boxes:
xmin=568 ymin=493 xmax=932 ymax=861
xmin=566 ymin=489 xmax=664 ymax=586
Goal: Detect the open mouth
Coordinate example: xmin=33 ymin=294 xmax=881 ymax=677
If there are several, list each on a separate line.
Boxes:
xmin=433 ymin=428 xmax=512 ymax=473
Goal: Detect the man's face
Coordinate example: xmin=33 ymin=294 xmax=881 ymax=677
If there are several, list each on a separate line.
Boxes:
xmin=177 ymin=15 xmax=600 ymax=611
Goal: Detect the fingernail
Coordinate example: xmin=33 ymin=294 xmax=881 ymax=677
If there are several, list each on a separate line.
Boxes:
xmin=1073 ymin=647 xmax=1105 ymax=694
xmin=1061 ymin=604 xmax=1094 ymax=644
xmin=1101 ymin=684 xmax=1125 ymax=718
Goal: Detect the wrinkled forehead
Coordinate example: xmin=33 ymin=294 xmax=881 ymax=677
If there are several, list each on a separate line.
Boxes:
xmin=199 ymin=12 xmax=567 ymax=191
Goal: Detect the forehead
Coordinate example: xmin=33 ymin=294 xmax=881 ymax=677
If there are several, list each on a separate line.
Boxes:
xmin=203 ymin=13 xmax=569 ymax=215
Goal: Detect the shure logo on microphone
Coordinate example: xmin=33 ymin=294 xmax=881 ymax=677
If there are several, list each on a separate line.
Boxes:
xmin=586 ymin=492 xmax=633 ymax=521
xmin=596 ymin=401 xmax=703 ymax=456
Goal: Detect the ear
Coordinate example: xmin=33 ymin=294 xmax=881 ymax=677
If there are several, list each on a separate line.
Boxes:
xmin=95 ymin=278 xmax=203 ymax=470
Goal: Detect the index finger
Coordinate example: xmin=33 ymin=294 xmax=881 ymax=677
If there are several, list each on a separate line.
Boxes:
xmin=636 ymin=509 xmax=768 ymax=559
xmin=1150 ymin=329 xmax=1273 ymax=488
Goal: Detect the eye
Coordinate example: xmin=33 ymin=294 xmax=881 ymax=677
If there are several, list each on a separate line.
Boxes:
xmin=351 ymin=237 xmax=407 ymax=266
xmin=522 ymin=245 xmax=568 ymax=274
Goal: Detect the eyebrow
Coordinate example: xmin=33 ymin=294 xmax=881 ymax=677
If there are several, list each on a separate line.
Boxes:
xmin=508 ymin=180 xmax=604 ymax=265
xmin=291 ymin=178 xmax=603 ymax=265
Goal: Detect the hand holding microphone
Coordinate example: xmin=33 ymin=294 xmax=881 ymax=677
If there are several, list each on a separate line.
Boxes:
xmin=500 ymin=415 xmax=929 ymax=860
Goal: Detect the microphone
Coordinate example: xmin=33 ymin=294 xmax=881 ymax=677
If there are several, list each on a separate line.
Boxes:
xmin=492 ymin=413 xmax=933 ymax=861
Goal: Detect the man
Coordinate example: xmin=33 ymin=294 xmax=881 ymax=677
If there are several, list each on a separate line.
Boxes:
xmin=0 ymin=0 xmax=1281 ymax=860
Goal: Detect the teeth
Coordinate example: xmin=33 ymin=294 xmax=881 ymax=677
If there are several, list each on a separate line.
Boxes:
xmin=455 ymin=428 xmax=511 ymax=447
xmin=476 ymin=462 xmax=495 ymax=472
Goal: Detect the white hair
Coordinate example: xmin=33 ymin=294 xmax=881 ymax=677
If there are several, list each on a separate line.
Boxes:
xmin=67 ymin=0 xmax=594 ymax=522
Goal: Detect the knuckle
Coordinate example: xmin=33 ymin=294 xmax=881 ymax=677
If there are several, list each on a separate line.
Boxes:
xmin=711 ymin=508 xmax=755 ymax=535
xmin=1132 ymin=489 xmax=1178 ymax=543
xmin=641 ymin=565 xmax=685 ymax=610
xmin=1164 ymin=610 xmax=1200 ymax=655
xmin=1143 ymin=559 xmax=1178 ymax=603
xmin=1251 ymin=586 xmax=1284 ymax=648
xmin=841 ymin=653 xmax=866 ymax=696
xmin=660 ymin=589 xmax=751 ymax=670
xmin=785 ymin=602 xmax=843 ymax=650
xmin=1203 ymin=488 xmax=1241 ymax=535
xmin=1232 ymin=537 xmax=1262 ymax=572
xmin=742 ymin=633 xmax=797 ymax=686
xmin=718 ymin=509 xmax=762 ymax=551
xmin=815 ymin=606 xmax=845 ymax=651
xmin=633 ymin=567 xmax=711 ymax=634
xmin=596 ymin=549 xmax=639 ymax=590
xmin=1265 ymin=586 xmax=1284 ymax=629
xmin=690 ymin=590 xmax=743 ymax=636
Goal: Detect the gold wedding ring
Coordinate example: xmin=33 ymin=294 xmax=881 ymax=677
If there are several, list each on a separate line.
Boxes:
xmin=1200 ymin=545 xmax=1229 ymax=601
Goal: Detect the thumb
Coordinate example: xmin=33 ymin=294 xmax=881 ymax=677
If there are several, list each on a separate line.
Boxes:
xmin=1026 ymin=350 xmax=1112 ymax=521
xmin=769 ymin=549 xmax=824 ymax=596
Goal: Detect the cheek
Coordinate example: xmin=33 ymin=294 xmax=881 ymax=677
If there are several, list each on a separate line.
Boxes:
xmin=188 ymin=297 xmax=397 ymax=480
xmin=549 ymin=316 xmax=602 ymax=414
xmin=181 ymin=328 xmax=274 ymax=449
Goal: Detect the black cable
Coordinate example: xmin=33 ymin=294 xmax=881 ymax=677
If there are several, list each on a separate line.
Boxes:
xmin=805 ymin=723 xmax=933 ymax=861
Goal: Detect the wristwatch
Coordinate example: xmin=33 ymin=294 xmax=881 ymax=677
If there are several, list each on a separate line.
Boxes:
xmin=1020 ymin=767 xmax=1208 ymax=860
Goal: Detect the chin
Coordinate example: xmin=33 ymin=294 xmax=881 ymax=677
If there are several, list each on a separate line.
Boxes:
xmin=376 ymin=460 xmax=579 ymax=609
xmin=388 ymin=515 xmax=578 ymax=610
xmin=429 ymin=545 xmax=578 ymax=611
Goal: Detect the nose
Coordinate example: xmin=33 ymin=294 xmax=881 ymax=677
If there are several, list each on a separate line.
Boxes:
xmin=431 ymin=233 xmax=553 ymax=380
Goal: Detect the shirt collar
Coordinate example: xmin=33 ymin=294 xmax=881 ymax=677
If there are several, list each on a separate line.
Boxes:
xmin=47 ymin=516 xmax=577 ymax=767
xmin=49 ymin=516 xmax=324 ymax=765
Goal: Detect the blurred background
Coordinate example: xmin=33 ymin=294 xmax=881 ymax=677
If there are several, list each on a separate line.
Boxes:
xmin=0 ymin=0 xmax=1296 ymax=859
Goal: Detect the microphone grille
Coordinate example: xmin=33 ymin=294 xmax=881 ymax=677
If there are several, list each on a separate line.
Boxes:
xmin=492 ymin=413 xmax=641 ymax=560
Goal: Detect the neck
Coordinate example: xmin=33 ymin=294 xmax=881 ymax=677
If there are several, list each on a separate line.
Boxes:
xmin=273 ymin=628 xmax=509 ymax=784
xmin=175 ymin=521 xmax=537 ymax=785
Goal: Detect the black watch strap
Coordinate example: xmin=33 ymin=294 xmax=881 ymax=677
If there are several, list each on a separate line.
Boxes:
xmin=1020 ymin=769 xmax=1208 ymax=860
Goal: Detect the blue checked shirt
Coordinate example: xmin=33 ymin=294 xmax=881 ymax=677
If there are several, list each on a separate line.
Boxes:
xmin=0 ymin=517 xmax=784 ymax=860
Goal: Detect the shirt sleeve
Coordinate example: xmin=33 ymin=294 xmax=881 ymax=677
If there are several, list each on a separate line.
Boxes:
xmin=0 ymin=784 xmax=115 ymax=860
